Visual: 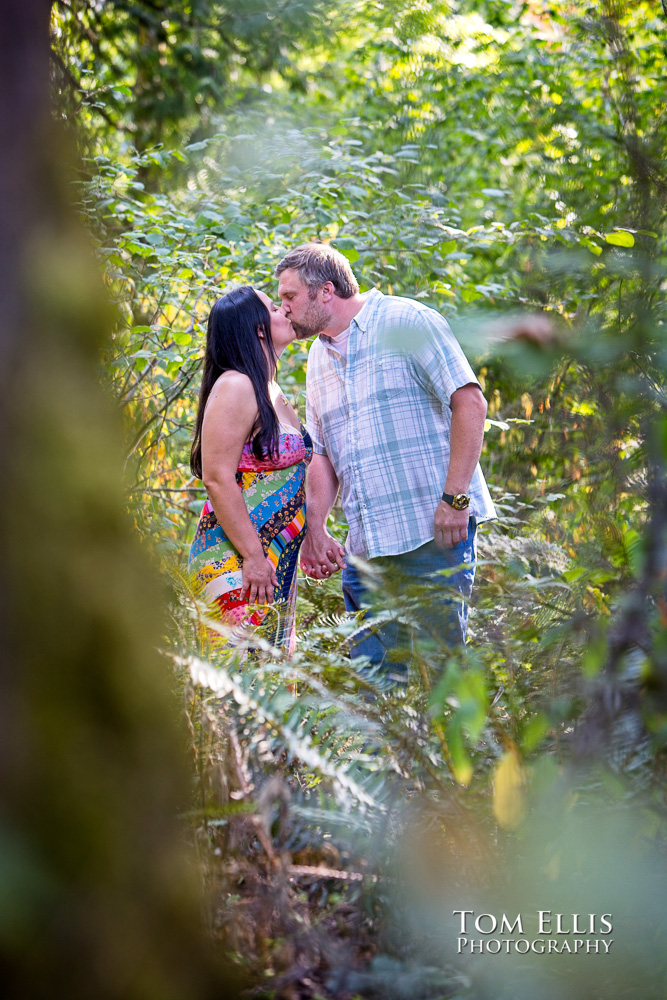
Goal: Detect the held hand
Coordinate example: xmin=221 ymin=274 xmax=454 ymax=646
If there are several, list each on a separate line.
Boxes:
xmin=434 ymin=501 xmax=470 ymax=549
xmin=300 ymin=528 xmax=346 ymax=579
xmin=241 ymin=553 xmax=278 ymax=604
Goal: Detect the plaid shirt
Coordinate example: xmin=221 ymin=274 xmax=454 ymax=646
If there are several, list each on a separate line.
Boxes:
xmin=306 ymin=289 xmax=496 ymax=558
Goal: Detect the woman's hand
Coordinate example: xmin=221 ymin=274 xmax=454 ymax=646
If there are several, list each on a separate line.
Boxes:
xmin=300 ymin=527 xmax=345 ymax=579
xmin=241 ymin=552 xmax=278 ymax=605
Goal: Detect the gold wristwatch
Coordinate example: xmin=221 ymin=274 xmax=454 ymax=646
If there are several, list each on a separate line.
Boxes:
xmin=441 ymin=491 xmax=470 ymax=511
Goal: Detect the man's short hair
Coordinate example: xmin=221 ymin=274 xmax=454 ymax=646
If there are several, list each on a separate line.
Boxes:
xmin=275 ymin=243 xmax=359 ymax=299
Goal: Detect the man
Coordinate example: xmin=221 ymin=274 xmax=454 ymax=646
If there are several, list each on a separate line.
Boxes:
xmin=276 ymin=243 xmax=496 ymax=687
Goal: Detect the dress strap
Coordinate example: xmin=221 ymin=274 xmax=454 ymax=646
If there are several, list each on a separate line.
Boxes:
xmin=278 ymin=418 xmax=302 ymax=435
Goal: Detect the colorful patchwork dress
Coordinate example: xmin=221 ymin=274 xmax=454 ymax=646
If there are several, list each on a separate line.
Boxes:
xmin=189 ymin=422 xmax=312 ymax=653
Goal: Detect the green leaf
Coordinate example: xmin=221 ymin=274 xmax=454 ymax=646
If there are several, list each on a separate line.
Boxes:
xmin=124 ymin=241 xmax=154 ymax=257
xmin=173 ymin=331 xmax=193 ymax=346
xmin=604 ymin=231 xmax=635 ymax=247
xmin=581 ymin=237 xmax=602 ymax=256
xmin=223 ymin=223 xmax=244 ymax=241
xmin=581 ymin=635 xmax=607 ymax=678
xmin=521 ymin=713 xmax=550 ymax=753
xmin=334 ymin=239 xmax=359 ymax=263
xmin=196 ymin=211 xmax=224 ymax=225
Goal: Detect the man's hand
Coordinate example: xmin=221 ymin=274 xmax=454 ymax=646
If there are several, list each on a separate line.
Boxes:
xmin=300 ymin=528 xmax=346 ymax=579
xmin=434 ymin=501 xmax=469 ymax=549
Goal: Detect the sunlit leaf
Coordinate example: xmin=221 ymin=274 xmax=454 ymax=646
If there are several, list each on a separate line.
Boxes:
xmin=604 ymin=230 xmax=635 ymax=247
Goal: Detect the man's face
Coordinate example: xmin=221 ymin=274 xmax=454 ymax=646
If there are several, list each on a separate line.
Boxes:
xmin=278 ymin=268 xmax=333 ymax=340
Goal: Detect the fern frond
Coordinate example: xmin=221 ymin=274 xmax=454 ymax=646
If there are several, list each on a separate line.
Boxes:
xmin=175 ymin=653 xmax=386 ymax=812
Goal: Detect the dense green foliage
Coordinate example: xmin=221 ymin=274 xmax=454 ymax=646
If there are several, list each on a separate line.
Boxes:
xmin=54 ymin=1 xmax=667 ymax=996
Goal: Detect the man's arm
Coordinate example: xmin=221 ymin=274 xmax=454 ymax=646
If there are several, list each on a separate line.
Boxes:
xmin=434 ymin=383 xmax=488 ymax=549
xmin=301 ymin=453 xmax=346 ymax=578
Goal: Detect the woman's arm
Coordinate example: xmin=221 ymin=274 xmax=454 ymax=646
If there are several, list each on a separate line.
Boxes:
xmin=201 ymin=371 xmax=278 ymax=604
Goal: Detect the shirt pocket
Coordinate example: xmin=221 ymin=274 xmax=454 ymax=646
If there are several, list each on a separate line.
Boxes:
xmin=369 ymin=357 xmax=412 ymax=401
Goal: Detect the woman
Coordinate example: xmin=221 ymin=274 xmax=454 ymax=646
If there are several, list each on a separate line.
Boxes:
xmin=189 ymin=285 xmax=312 ymax=653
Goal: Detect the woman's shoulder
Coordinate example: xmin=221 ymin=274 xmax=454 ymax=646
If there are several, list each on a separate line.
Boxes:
xmin=209 ymin=370 xmax=257 ymax=404
xmin=205 ymin=370 xmax=258 ymax=423
xmin=214 ymin=369 xmax=255 ymax=393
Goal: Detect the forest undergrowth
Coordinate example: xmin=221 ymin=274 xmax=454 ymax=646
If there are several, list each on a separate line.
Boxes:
xmin=50 ymin=1 xmax=667 ymax=997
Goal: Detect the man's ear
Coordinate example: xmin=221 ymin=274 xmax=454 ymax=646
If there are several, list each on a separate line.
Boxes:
xmin=320 ymin=281 xmax=335 ymax=303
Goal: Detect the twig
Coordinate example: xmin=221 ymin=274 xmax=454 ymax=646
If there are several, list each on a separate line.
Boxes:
xmin=124 ymin=364 xmax=199 ymax=461
xmin=227 ymin=725 xmax=278 ymax=864
xmin=287 ymin=865 xmax=372 ymax=882
xmin=130 ymin=486 xmax=205 ymax=494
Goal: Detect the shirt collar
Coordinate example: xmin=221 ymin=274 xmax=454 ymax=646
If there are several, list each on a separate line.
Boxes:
xmin=319 ymin=288 xmax=383 ymax=342
xmin=350 ymin=288 xmax=382 ymax=334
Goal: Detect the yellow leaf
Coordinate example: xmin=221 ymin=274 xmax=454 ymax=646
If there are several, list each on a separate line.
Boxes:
xmin=493 ymin=748 xmax=526 ymax=830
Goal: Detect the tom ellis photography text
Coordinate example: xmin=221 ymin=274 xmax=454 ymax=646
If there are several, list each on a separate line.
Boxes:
xmin=454 ymin=910 xmax=614 ymax=955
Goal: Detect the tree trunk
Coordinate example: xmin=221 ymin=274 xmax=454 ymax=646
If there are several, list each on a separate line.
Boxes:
xmin=0 ymin=4 xmax=238 ymax=996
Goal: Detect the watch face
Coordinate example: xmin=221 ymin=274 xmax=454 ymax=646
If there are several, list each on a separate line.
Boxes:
xmin=452 ymin=494 xmax=470 ymax=511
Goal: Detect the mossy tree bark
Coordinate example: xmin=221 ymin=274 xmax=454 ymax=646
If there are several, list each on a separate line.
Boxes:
xmin=0 ymin=4 xmax=237 ymax=996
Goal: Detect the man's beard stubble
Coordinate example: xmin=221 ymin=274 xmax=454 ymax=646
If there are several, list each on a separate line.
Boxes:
xmin=292 ymin=296 xmax=332 ymax=340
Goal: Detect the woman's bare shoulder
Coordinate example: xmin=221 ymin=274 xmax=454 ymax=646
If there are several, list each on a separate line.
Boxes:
xmin=214 ymin=369 xmax=255 ymax=393
xmin=207 ymin=370 xmax=257 ymax=410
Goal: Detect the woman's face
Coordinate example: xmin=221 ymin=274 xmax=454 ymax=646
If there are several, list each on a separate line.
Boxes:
xmin=255 ymin=290 xmax=294 ymax=354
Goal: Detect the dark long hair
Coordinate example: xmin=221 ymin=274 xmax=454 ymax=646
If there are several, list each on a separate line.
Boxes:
xmin=190 ymin=286 xmax=279 ymax=479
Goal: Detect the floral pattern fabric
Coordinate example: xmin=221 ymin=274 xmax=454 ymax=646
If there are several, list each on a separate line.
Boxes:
xmin=189 ymin=423 xmax=312 ymax=653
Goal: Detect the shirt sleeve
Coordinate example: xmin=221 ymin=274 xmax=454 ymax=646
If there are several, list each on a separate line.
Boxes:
xmin=411 ymin=308 xmax=480 ymax=405
xmin=305 ymin=347 xmax=327 ymax=456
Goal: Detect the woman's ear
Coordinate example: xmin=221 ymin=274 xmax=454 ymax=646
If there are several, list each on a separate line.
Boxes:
xmin=257 ymin=324 xmax=266 ymax=340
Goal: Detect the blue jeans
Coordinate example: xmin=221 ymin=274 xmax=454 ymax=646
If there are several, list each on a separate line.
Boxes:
xmin=342 ymin=519 xmax=477 ymax=690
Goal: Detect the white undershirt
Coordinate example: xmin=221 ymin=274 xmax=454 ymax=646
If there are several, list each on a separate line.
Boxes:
xmin=327 ymin=325 xmax=351 ymax=358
